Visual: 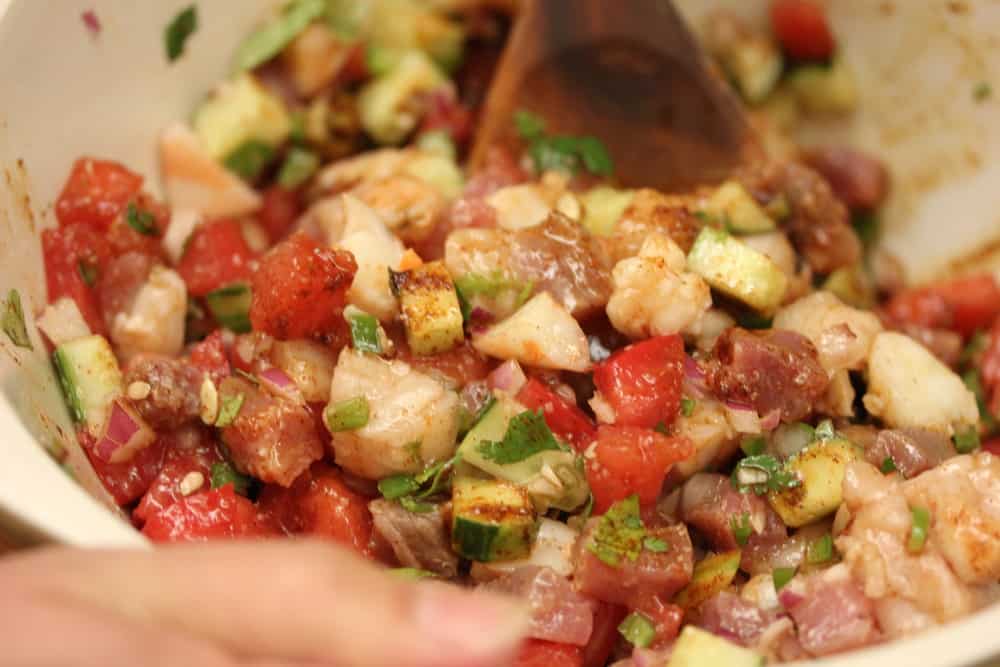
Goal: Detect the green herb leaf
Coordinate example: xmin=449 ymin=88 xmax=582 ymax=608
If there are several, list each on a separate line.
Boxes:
xmin=953 ymin=424 xmax=981 ymax=454
xmin=575 ymin=136 xmax=614 ymax=176
xmin=731 ymin=454 xmax=801 ymax=495
xmin=851 ymin=212 xmax=880 ymax=250
xmin=880 ymin=456 xmax=897 ymax=474
xmin=960 ymin=330 xmax=988 ymax=366
xmin=378 ymin=474 xmax=421 ymax=500
xmin=740 ymin=436 xmax=766 ymax=456
xmin=477 ymin=410 xmax=561 ymax=465
xmin=233 ymin=0 xmax=327 ymax=71
xmin=513 ymin=110 xmax=546 ymax=141
xmin=974 ymin=81 xmax=992 ymax=102
xmin=680 ymin=397 xmax=697 ymax=418
xmin=215 ymin=392 xmax=245 ymax=427
xmin=325 ymin=396 xmax=370 ymax=432
xmin=730 ymin=512 xmax=752 ymax=547
xmin=653 ymin=421 xmax=669 ymax=435
xmin=586 ymin=494 xmax=646 ymax=567
xmin=772 ymin=566 xmax=796 ymax=591
xmin=643 ymin=536 xmax=669 ymax=553
xmin=2 ymin=289 xmax=32 ymax=350
xmin=963 ymin=369 xmax=997 ymax=432
xmin=348 ymin=312 xmax=382 ymax=354
xmin=618 ymin=611 xmax=656 ymax=649
xmin=209 ymin=461 xmax=252 ymax=495
xmin=125 ymin=202 xmax=158 ymax=236
xmin=277 ymin=147 xmax=320 ymax=188
xmin=165 ymin=5 xmax=198 ymax=63
xmin=399 ymin=495 xmax=435 ymax=514
xmin=77 ymin=261 xmax=98 ymax=287
xmin=908 ymin=506 xmax=930 ymax=553
xmin=806 ymin=534 xmax=834 ymax=564
xmin=388 ymin=567 xmax=438 ymax=580
xmin=224 ymin=140 xmax=276 ymax=181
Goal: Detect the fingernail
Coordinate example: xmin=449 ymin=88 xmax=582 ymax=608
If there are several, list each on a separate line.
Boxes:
xmin=415 ymin=583 xmax=529 ymax=664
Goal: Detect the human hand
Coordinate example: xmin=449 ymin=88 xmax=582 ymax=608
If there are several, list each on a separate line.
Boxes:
xmin=0 ymin=539 xmax=527 ymax=667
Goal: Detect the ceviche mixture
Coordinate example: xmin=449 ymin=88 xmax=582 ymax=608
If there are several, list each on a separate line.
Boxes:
xmin=9 ymin=1 xmax=1000 ymax=665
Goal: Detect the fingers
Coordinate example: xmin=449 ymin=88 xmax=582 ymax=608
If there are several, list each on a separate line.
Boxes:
xmin=2 ymin=540 xmax=528 ymax=667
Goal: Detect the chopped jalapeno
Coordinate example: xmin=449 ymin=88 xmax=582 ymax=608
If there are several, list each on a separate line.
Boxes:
xmin=618 ymin=611 xmax=656 ymax=649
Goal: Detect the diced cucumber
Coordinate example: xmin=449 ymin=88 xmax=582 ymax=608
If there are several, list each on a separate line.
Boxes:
xmin=452 ymin=476 xmax=538 ymax=562
xmin=368 ymin=0 xmax=465 ymax=72
xmin=404 ymin=152 xmax=464 ymax=199
xmin=579 ymin=186 xmax=634 ymax=237
xmin=687 ymin=227 xmax=787 ymax=312
xmin=358 ymin=50 xmax=450 ymax=145
xmin=768 ymin=438 xmax=860 ymax=528
xmin=722 ymin=38 xmax=783 ymax=105
xmin=702 ymin=181 xmax=775 ymax=234
xmin=391 ymin=260 xmax=464 ymax=355
xmin=823 ymin=265 xmax=875 ymax=309
xmin=457 ymin=395 xmax=589 ymax=512
xmin=667 ymin=626 xmax=764 ymax=667
xmin=193 ymin=73 xmax=292 ymax=161
xmin=788 ymin=59 xmax=858 ymax=115
xmin=205 ymin=282 xmax=252 ymax=333
xmin=52 ymin=335 xmax=123 ymax=436
xmin=673 ymin=550 xmax=741 ymax=610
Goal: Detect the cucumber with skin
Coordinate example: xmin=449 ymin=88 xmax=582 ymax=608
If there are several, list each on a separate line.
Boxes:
xmin=687 ymin=226 xmax=788 ymax=312
xmin=391 ymin=261 xmax=464 ymax=356
xmin=451 ymin=476 xmax=538 ymax=562
xmin=205 ymin=282 xmax=252 ymax=333
xmin=768 ymin=437 xmax=861 ymax=528
xmin=52 ymin=334 xmax=123 ymax=436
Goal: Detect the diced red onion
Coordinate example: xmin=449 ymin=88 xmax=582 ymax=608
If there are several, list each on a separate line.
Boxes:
xmin=81 ymin=10 xmax=101 ymax=35
xmin=724 ymin=402 xmax=761 ymax=434
xmin=259 ymin=366 xmax=303 ymax=401
xmin=779 ymin=589 xmax=805 ymax=609
xmin=487 ymin=360 xmax=527 ymax=394
xmin=632 ymin=648 xmax=673 ymax=667
xmin=760 ymin=409 xmax=781 ymax=431
xmin=683 ymin=355 xmax=711 ymax=398
xmin=94 ymin=400 xmax=156 ymax=464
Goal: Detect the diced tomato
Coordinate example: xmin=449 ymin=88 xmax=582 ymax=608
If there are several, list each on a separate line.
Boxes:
xmin=142 ymin=483 xmax=265 ymax=542
xmin=582 ymin=602 xmax=628 ymax=667
xmin=631 ymin=593 xmax=683 ymax=648
xmin=339 ymin=42 xmax=369 ymax=84
xmin=55 ymin=157 xmax=144 ymax=231
xmin=132 ymin=428 xmax=224 ymax=524
xmin=420 ymin=90 xmax=473 ymax=144
xmin=981 ymin=437 xmax=1000 ymax=457
xmin=515 ymin=639 xmax=583 ymax=667
xmin=176 ymin=219 xmax=257 ymax=297
xmin=517 ymin=378 xmax=596 ymax=450
xmin=249 ymin=232 xmax=357 ymax=340
xmin=257 ymin=464 xmax=375 ymax=558
xmin=257 ymin=185 xmax=302 ymax=243
xmin=592 ymin=335 xmax=684 ymax=429
xmin=41 ymin=224 xmax=110 ymax=334
xmin=770 ymin=0 xmax=836 ymax=62
xmin=188 ymin=330 xmax=231 ymax=384
xmin=586 ymin=426 xmax=693 ymax=515
xmin=884 ymin=273 xmax=1000 ymax=339
xmin=104 ymin=194 xmax=170 ymax=260
xmin=78 ymin=429 xmax=166 ymax=506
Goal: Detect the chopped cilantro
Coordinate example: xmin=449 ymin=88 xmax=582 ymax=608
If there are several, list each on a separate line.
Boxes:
xmin=740 ymin=436 xmax=766 ymax=456
xmin=643 ymin=536 xmax=669 ymax=553
xmin=477 ymin=410 xmax=561 ymax=465
xmin=399 ymin=495 xmax=435 ymax=514
xmin=224 ymin=140 xmax=276 ymax=181
xmin=232 ymin=0 xmax=327 ymax=71
xmin=953 ymin=425 xmax=980 ymax=454
xmin=960 ymin=330 xmax=987 ymax=366
xmin=2 ymin=289 xmax=32 ymax=350
xmin=772 ymin=566 xmax=796 ymax=591
xmin=653 ymin=421 xmax=669 ymax=435
xmin=209 ymin=461 xmax=252 ymax=495
xmin=731 ymin=454 xmax=800 ymax=495
xmin=880 ymin=456 xmax=897 ymax=474
xmin=730 ymin=512 xmax=752 ymax=546
xmin=214 ymin=392 xmax=245 ymax=427
xmin=77 ymin=261 xmax=98 ymax=287
xmin=680 ymin=397 xmax=697 ymax=418
xmin=851 ymin=212 xmax=880 ymax=250
xmin=378 ymin=474 xmax=421 ymax=500
xmin=125 ymin=202 xmax=158 ymax=236
xmin=586 ymin=494 xmax=646 ymax=567
xmin=165 ymin=5 xmax=198 ymax=63
xmin=513 ymin=109 xmax=614 ymax=177
xmin=963 ymin=369 xmax=997 ymax=432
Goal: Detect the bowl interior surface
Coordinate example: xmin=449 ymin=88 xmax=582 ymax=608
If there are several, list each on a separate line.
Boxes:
xmin=1 ymin=1 xmax=1000 ymax=665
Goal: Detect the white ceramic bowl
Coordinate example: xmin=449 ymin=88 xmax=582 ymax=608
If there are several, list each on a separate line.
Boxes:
xmin=1 ymin=1 xmax=999 ymax=665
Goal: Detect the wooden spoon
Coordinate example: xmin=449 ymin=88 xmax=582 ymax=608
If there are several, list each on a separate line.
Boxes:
xmin=470 ymin=0 xmax=759 ymax=191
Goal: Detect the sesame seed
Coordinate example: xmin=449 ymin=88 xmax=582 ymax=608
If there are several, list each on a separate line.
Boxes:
xmin=126 ymin=381 xmax=151 ymax=400
xmin=178 ymin=471 xmax=205 ymax=496
xmin=200 ymin=377 xmax=218 ymax=424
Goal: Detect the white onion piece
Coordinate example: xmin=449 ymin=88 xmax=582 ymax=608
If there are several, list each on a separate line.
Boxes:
xmin=724 ymin=402 xmax=761 ymax=434
xmin=487 ymin=360 xmax=527 ymax=394
xmin=94 ymin=400 xmax=156 ymax=463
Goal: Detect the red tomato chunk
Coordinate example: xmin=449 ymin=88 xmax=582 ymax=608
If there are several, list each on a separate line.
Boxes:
xmin=176 ymin=219 xmax=257 ymax=297
xmin=55 ymin=157 xmax=144 ymax=231
xmin=770 ymin=0 xmax=836 ymax=62
xmin=142 ymin=483 xmax=264 ymax=542
xmin=884 ymin=273 xmax=1000 ymax=339
xmin=515 ymin=639 xmax=583 ymax=667
xmin=249 ymin=232 xmax=357 ymax=340
xmin=517 ymin=378 xmax=597 ymax=450
xmin=592 ymin=335 xmax=684 ymax=429
xmin=80 ymin=430 xmax=166 ymax=506
xmin=41 ymin=224 xmax=111 ymax=335
xmin=587 ymin=426 xmax=693 ymax=515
